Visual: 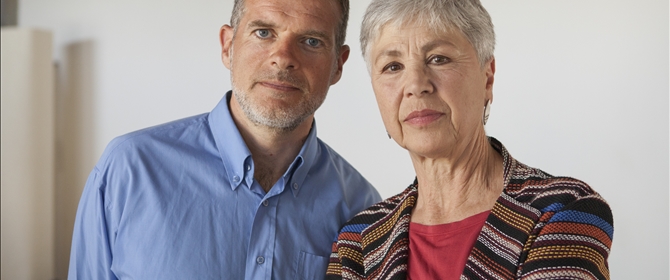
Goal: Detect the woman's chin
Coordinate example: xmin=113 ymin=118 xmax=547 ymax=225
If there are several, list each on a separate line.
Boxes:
xmin=405 ymin=142 xmax=452 ymax=160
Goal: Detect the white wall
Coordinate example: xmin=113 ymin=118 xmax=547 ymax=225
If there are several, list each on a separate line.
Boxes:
xmin=18 ymin=0 xmax=668 ymax=279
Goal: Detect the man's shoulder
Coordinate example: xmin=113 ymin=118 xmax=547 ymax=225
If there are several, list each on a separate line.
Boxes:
xmin=97 ymin=113 xmax=211 ymax=169
xmin=313 ymin=139 xmax=374 ymax=187
xmin=312 ymin=138 xmax=382 ymax=208
xmin=313 ymin=139 xmax=360 ymax=174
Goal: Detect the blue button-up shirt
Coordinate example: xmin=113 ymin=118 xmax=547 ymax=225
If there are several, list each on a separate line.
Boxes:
xmin=68 ymin=92 xmax=381 ymax=280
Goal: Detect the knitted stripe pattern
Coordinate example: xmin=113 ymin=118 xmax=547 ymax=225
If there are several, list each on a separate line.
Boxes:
xmin=326 ymin=137 xmax=613 ymax=280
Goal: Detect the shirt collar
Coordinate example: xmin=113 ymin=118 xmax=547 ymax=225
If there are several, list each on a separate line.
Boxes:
xmin=286 ymin=121 xmax=319 ymax=197
xmin=209 ymin=92 xmax=252 ymax=190
xmin=208 ymin=91 xmax=319 ymax=196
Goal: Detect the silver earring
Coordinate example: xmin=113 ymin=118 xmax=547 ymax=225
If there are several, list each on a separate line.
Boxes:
xmin=483 ymin=100 xmax=491 ymax=125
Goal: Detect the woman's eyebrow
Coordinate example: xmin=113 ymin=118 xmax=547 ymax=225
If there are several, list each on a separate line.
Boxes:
xmin=374 ymin=50 xmax=402 ymax=65
xmin=422 ymin=39 xmax=457 ymax=53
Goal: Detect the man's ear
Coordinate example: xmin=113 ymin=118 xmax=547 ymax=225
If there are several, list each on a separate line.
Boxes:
xmin=220 ymin=25 xmax=234 ymax=70
xmin=330 ymin=44 xmax=350 ymax=85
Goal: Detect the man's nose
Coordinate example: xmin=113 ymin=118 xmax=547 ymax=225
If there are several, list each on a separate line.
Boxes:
xmin=269 ymin=39 xmax=299 ymax=70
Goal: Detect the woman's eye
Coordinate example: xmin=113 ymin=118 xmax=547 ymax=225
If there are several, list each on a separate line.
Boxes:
xmin=305 ymin=38 xmax=321 ymax=47
xmin=382 ymin=63 xmax=403 ymax=73
xmin=429 ymin=55 xmax=450 ymax=64
xmin=255 ymin=29 xmax=271 ymax=38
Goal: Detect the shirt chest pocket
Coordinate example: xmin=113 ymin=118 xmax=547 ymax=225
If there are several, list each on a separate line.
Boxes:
xmin=296 ymin=251 xmax=328 ymax=280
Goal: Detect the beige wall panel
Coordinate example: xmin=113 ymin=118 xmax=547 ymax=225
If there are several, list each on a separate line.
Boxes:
xmin=1 ymin=27 xmax=55 ymax=280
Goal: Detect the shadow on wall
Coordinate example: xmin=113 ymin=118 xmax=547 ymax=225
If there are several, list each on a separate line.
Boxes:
xmin=54 ymin=40 xmax=97 ymax=280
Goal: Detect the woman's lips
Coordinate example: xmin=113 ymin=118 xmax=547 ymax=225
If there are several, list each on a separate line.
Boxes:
xmin=404 ymin=109 xmax=444 ymax=126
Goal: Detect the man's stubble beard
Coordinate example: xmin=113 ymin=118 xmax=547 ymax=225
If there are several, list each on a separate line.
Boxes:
xmin=229 ymin=45 xmax=329 ymax=133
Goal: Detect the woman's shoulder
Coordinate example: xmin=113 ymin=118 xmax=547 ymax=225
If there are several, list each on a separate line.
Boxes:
xmin=509 ymin=159 xmax=595 ymax=191
xmin=493 ymin=137 xmax=603 ymax=206
xmin=506 ymin=158 xmax=609 ymax=215
xmin=339 ymin=182 xmax=417 ymax=234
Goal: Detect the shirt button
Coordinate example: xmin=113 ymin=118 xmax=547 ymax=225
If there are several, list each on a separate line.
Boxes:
xmin=262 ymin=200 xmax=269 ymax=206
xmin=292 ymin=183 xmax=298 ymax=190
xmin=246 ymin=165 xmax=251 ymax=171
xmin=256 ymin=256 xmax=265 ymax=264
xmin=233 ymin=176 xmax=240 ymax=182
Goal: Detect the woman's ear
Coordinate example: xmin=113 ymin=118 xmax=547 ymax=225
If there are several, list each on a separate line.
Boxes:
xmin=485 ymin=57 xmax=495 ymax=102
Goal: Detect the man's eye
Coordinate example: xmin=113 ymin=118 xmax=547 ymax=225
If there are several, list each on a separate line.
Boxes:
xmin=255 ymin=29 xmax=271 ymax=38
xmin=306 ymin=38 xmax=321 ymax=47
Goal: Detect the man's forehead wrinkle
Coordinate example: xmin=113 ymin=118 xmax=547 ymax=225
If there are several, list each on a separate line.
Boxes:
xmin=251 ymin=2 xmax=334 ymax=21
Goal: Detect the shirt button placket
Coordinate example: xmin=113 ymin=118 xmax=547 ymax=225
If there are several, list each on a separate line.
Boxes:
xmin=256 ymin=256 xmax=265 ymax=265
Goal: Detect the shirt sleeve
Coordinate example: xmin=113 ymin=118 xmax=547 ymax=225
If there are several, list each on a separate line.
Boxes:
xmin=518 ymin=195 xmax=614 ymax=280
xmin=68 ymin=168 xmax=117 ymax=280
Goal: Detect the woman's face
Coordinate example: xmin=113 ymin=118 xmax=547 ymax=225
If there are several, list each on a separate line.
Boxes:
xmin=369 ymin=22 xmax=495 ymax=159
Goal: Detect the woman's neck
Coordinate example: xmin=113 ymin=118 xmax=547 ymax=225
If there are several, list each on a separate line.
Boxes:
xmin=410 ymin=136 xmax=504 ymax=225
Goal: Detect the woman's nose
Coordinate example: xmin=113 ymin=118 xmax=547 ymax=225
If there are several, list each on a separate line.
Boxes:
xmin=403 ymin=65 xmax=433 ymax=97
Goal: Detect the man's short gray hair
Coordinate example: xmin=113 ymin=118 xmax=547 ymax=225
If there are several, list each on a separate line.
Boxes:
xmin=360 ymin=0 xmax=495 ymax=67
xmin=230 ymin=0 xmax=349 ymax=51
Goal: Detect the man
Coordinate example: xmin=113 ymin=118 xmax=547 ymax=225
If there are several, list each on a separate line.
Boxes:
xmin=67 ymin=0 xmax=381 ymax=279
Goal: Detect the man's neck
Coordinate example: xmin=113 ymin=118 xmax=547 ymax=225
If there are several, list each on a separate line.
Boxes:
xmin=229 ymin=96 xmax=312 ymax=193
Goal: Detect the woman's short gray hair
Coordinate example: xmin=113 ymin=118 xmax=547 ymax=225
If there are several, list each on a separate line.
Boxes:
xmin=230 ymin=0 xmax=349 ymax=51
xmin=360 ymin=0 xmax=495 ymax=68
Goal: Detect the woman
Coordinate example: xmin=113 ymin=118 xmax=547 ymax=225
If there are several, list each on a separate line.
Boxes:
xmin=326 ymin=0 xmax=613 ymax=279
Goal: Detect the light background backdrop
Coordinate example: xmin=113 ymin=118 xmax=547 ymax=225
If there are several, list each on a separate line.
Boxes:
xmin=17 ymin=0 xmax=669 ymax=279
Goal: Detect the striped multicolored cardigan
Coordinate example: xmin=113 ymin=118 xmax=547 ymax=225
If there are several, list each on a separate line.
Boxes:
xmin=326 ymin=138 xmax=613 ymax=280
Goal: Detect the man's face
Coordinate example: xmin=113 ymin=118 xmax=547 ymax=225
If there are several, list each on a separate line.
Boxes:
xmin=221 ymin=0 xmax=349 ymax=131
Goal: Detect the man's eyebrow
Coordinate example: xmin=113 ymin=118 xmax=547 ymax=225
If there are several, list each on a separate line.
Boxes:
xmin=303 ymin=30 xmax=330 ymax=42
xmin=247 ymin=19 xmax=275 ymax=29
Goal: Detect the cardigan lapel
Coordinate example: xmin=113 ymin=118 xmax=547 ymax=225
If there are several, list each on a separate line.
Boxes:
xmin=361 ymin=185 xmax=417 ymax=279
xmin=461 ymin=138 xmax=542 ymax=279
xmin=360 ymin=138 xmax=543 ymax=279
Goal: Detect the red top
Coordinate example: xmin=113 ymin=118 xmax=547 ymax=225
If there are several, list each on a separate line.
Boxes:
xmin=407 ymin=211 xmax=491 ymax=280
